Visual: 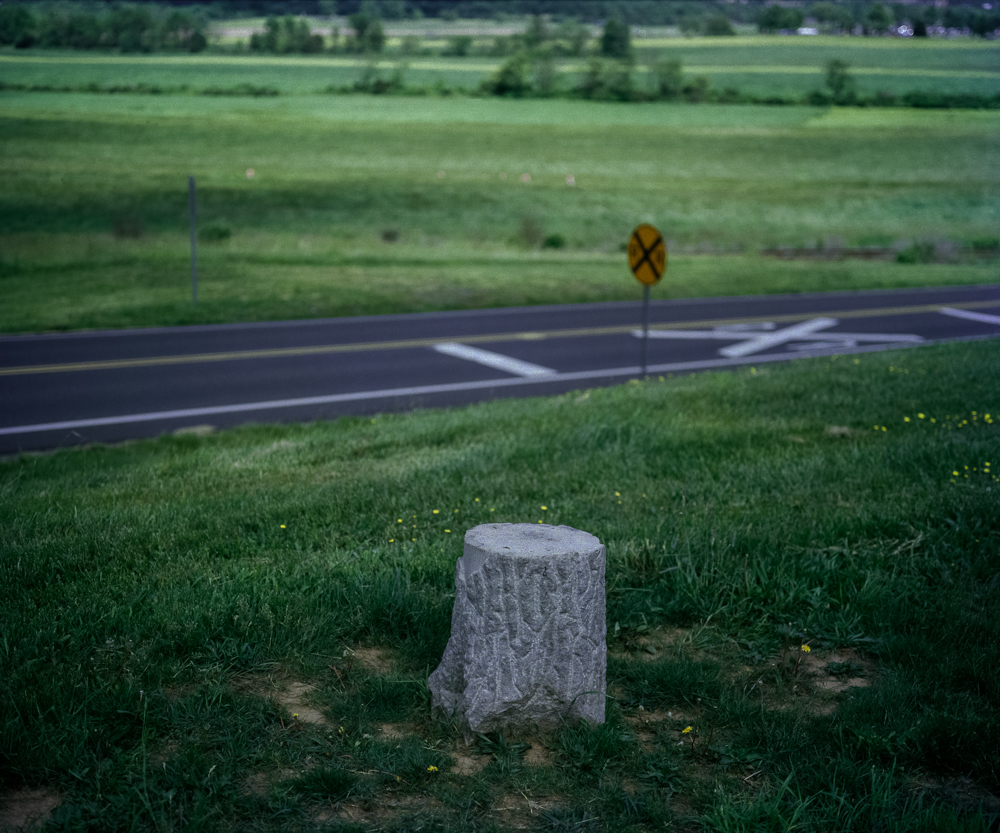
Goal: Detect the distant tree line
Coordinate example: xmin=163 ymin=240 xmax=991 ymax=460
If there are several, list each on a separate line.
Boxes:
xmin=0 ymin=5 xmax=207 ymax=51
xmin=757 ymin=2 xmax=1000 ymax=36
xmin=2 ymin=1 xmax=997 ymax=55
xmin=4 ymin=2 xmax=998 ymax=44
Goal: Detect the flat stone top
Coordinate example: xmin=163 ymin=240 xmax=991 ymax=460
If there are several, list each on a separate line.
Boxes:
xmin=465 ymin=523 xmax=602 ymax=558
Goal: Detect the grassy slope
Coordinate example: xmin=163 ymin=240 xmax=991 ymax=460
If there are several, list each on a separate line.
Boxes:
xmin=1 ymin=339 xmax=997 ymax=830
xmin=2 ymin=92 xmax=998 ymax=333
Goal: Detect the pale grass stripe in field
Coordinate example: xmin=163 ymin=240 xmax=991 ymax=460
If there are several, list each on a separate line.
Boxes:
xmin=0 ymin=55 xmax=995 ymax=79
xmin=681 ymin=65 xmax=1000 ymax=79
xmin=1 ymin=300 xmax=997 ymax=378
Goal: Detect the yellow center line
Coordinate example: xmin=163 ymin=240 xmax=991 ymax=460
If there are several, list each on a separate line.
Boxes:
xmin=1 ymin=299 xmax=996 ymax=377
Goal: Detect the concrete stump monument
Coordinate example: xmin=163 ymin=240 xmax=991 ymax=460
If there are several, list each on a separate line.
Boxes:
xmin=428 ymin=523 xmax=606 ymax=738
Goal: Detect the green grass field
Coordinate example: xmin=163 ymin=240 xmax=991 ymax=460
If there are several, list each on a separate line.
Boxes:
xmin=2 ymin=339 xmax=997 ymax=830
xmin=2 ymin=84 xmax=998 ymax=333
xmin=2 ymin=40 xmax=999 ymax=830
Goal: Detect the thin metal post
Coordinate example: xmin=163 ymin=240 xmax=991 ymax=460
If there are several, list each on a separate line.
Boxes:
xmin=640 ymin=284 xmax=650 ymax=379
xmin=188 ymin=176 xmax=197 ymax=305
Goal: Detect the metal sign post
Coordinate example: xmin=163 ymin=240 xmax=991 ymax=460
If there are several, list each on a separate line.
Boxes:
xmin=640 ymin=284 xmax=650 ymax=378
xmin=627 ymin=224 xmax=667 ymax=379
xmin=189 ymin=176 xmax=198 ymax=305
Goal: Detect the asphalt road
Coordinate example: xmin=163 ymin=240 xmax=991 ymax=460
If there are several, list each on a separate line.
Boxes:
xmin=2 ymin=284 xmax=998 ymax=455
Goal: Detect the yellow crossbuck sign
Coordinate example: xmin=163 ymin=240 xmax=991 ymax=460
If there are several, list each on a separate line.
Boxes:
xmin=628 ymin=224 xmax=667 ymax=286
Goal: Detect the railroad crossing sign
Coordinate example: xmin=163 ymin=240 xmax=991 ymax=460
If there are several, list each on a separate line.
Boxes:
xmin=628 ymin=224 xmax=667 ymax=286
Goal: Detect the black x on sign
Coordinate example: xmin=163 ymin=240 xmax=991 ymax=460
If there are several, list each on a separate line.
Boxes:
xmin=628 ymin=224 xmax=667 ymax=286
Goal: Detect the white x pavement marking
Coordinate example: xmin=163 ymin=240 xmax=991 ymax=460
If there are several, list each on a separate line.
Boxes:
xmin=940 ymin=307 xmax=1000 ymax=327
xmin=432 ymin=342 xmax=556 ymax=377
xmin=632 ymin=317 xmax=925 ymax=358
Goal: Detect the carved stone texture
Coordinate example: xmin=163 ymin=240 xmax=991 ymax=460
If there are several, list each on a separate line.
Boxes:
xmin=428 ymin=523 xmax=606 ymax=738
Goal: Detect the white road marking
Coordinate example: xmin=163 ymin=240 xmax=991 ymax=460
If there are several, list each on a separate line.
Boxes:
xmin=940 ymin=307 xmax=1000 ymax=326
xmin=432 ymin=342 xmax=555 ymax=377
xmin=0 ymin=340 xmax=937 ymax=439
xmin=719 ymin=318 xmax=839 ymax=357
xmin=634 ymin=317 xmax=923 ymax=357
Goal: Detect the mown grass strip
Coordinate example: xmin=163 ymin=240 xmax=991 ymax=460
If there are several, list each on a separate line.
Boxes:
xmin=2 ymin=53 xmax=996 ymax=79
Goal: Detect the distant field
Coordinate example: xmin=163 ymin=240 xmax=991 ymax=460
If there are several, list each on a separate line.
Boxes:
xmin=2 ymin=35 xmax=999 ymax=97
xmin=1 ymin=80 xmax=998 ymax=332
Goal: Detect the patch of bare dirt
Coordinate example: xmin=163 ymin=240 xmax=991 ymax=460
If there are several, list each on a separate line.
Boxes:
xmin=276 ymin=681 xmax=327 ymax=726
xmin=611 ymin=627 xmax=717 ymax=665
xmin=379 ymin=722 xmax=410 ymax=741
xmin=173 ymin=424 xmax=215 ymax=437
xmin=0 ymin=788 xmax=60 ymax=831
xmin=450 ymin=747 xmax=488 ymax=777
xmin=488 ymin=794 xmax=563 ymax=831
xmin=912 ymin=775 xmax=1000 ymax=816
xmin=314 ymin=793 xmax=444 ymax=824
xmin=524 ymin=742 xmax=553 ymax=767
xmin=625 ymin=707 xmax=702 ymax=752
xmin=316 ymin=799 xmax=373 ymax=824
xmin=797 ymin=648 xmax=877 ymax=716
xmin=349 ymin=646 xmax=395 ymax=675
xmin=150 ymin=740 xmax=178 ymax=766
xmin=490 ymin=793 xmax=557 ymax=830
xmin=244 ymin=768 xmax=295 ymax=797
xmin=756 ymin=648 xmax=878 ymax=715
xmin=808 ymin=649 xmax=876 ymax=694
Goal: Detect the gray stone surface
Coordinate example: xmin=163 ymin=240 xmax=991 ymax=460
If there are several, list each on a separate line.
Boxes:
xmin=428 ymin=523 xmax=606 ymax=738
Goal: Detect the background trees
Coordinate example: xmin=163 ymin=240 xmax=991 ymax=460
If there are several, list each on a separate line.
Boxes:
xmin=758 ymin=5 xmax=804 ymax=33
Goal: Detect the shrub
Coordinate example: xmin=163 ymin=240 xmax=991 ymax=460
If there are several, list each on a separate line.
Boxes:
xmin=189 ymin=31 xmax=207 ymax=53
xmin=683 ymin=75 xmax=710 ymax=103
xmin=653 ymin=58 xmax=683 ymax=100
xmin=483 ymin=52 xmax=530 ymax=97
xmin=865 ymin=3 xmax=894 ymax=34
xmin=896 ymin=242 xmax=935 ymax=264
xmin=199 ymin=223 xmax=232 ymax=243
xmin=759 ymin=5 xmax=803 ymax=32
xmin=600 ymin=18 xmax=631 ymax=59
xmin=444 ymin=34 xmax=472 ymax=56
xmin=112 ymin=213 xmax=144 ymax=239
xmin=0 ymin=5 xmax=35 ymax=47
xmin=705 ymin=15 xmax=736 ymax=36
xmin=577 ymin=57 xmax=634 ymax=101
xmin=826 ymin=59 xmax=856 ymax=105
